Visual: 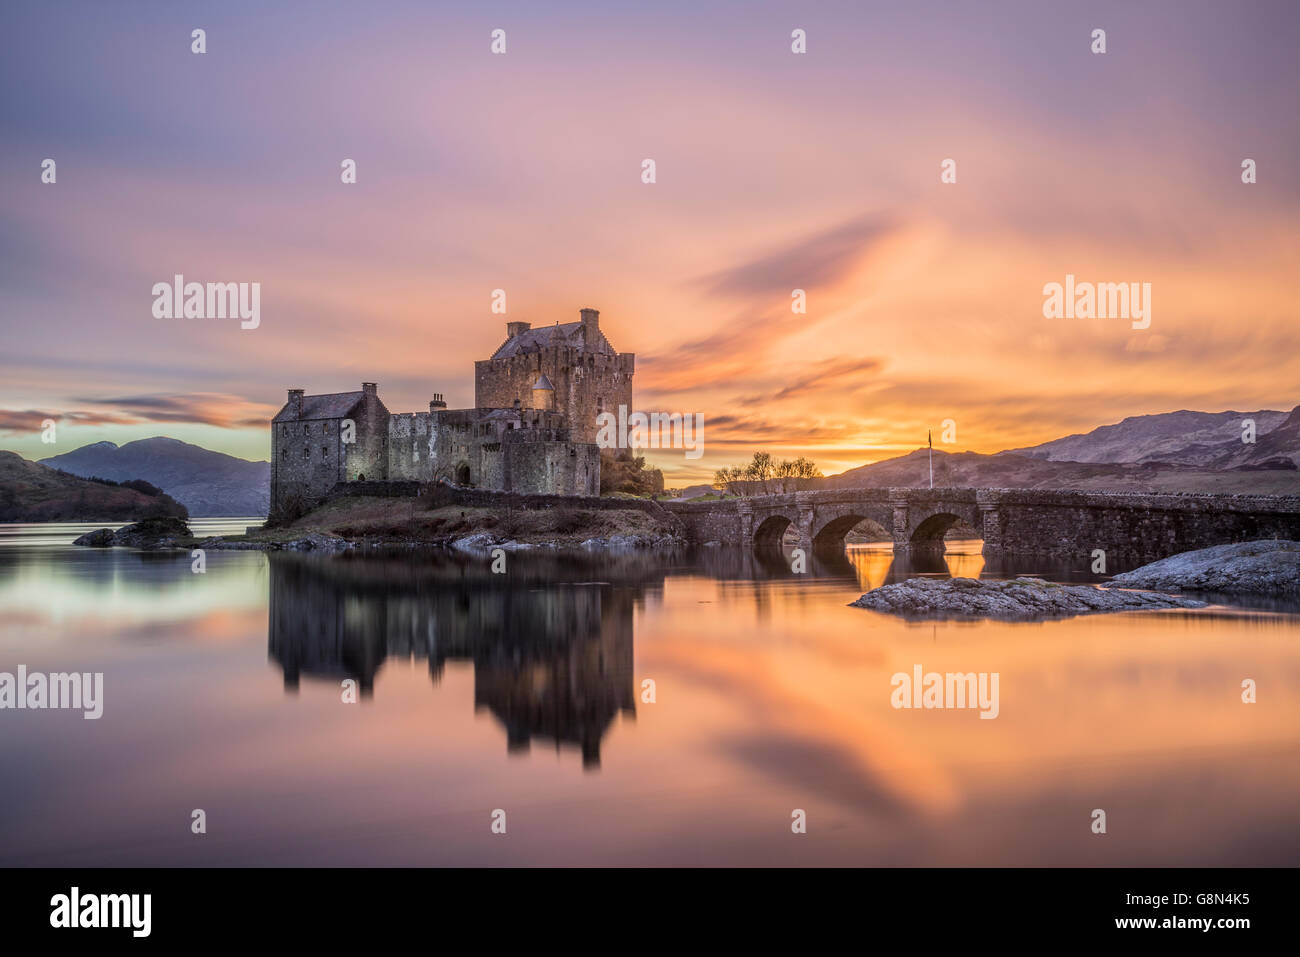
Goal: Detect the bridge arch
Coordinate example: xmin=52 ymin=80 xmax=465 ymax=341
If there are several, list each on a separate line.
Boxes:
xmin=753 ymin=514 xmax=793 ymax=548
xmin=910 ymin=511 xmax=964 ymax=544
xmin=809 ymin=502 xmax=895 ymax=554
xmin=812 ymin=514 xmax=889 ymax=552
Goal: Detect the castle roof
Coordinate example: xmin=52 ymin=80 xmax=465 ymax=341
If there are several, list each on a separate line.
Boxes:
xmin=490 ymin=321 xmax=614 ymax=359
xmin=532 ymin=374 xmax=555 ymax=391
xmin=272 ymin=391 xmax=365 ymax=422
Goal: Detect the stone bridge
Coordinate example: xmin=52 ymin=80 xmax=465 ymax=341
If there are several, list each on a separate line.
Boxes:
xmin=663 ymin=488 xmax=1300 ymax=563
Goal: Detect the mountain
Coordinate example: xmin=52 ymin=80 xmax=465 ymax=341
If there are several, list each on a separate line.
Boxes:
xmin=40 ymin=437 xmax=269 ymax=517
xmin=825 ymin=448 xmax=1299 ymax=494
xmin=0 ymin=451 xmax=188 ymax=522
xmin=824 ymin=403 xmax=1300 ymax=493
xmin=1003 ymin=406 xmax=1299 ymax=468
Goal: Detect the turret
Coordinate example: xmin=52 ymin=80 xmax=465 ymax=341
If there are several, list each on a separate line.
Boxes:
xmin=531 ymin=374 xmax=555 ymax=411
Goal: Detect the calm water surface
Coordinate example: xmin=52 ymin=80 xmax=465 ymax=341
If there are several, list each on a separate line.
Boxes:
xmin=1 ymin=523 xmax=1297 ymax=866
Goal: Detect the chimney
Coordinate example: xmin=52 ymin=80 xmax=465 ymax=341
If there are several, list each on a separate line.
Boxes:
xmin=430 ymin=393 xmax=447 ymax=410
xmin=506 ymin=321 xmax=530 ymax=338
xmin=579 ymin=308 xmax=599 ymax=332
xmin=362 ymin=382 xmax=377 ymax=398
xmin=288 ymin=388 xmax=304 ymax=417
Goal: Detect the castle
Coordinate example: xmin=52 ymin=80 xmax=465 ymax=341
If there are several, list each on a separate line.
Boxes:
xmin=270 ymin=308 xmax=633 ymax=518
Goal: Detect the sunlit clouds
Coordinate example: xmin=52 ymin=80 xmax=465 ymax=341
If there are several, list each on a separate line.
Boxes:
xmin=1 ymin=0 xmax=1297 ymax=480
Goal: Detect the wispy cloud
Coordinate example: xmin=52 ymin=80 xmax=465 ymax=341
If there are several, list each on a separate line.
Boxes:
xmin=0 ymin=394 xmax=275 ymax=433
xmin=695 ymin=214 xmax=899 ymax=301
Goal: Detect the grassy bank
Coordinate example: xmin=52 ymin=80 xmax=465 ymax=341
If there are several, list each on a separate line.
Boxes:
xmin=222 ymin=495 xmax=681 ymax=547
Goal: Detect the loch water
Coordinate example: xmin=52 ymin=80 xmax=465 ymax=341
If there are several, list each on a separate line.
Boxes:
xmin=1 ymin=523 xmax=1297 ymax=866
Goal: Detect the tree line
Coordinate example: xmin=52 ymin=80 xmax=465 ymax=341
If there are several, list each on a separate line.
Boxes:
xmin=713 ymin=452 xmax=822 ymax=496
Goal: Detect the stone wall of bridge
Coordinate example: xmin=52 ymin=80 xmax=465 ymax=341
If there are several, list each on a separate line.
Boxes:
xmin=979 ymin=489 xmax=1300 ymax=562
xmin=664 ymin=488 xmax=1300 ymax=562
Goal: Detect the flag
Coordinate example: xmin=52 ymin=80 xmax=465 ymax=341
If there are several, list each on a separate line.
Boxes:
xmin=928 ymin=430 xmax=932 ymax=449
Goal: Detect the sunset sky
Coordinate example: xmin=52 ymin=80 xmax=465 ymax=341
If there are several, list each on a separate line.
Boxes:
xmin=2 ymin=0 xmax=1298 ymax=486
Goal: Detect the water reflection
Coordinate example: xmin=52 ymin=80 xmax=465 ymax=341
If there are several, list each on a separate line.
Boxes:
xmin=261 ymin=542 xmax=1143 ymax=770
xmin=4 ymin=526 xmax=1300 ymax=866
xmin=268 ymin=552 xmax=658 ymax=768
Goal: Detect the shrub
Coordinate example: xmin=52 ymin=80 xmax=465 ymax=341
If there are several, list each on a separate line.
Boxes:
xmin=550 ymin=507 xmax=586 ymax=534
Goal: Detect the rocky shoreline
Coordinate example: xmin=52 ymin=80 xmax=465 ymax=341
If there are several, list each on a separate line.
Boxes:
xmin=73 ymin=518 xmax=685 ymax=553
xmin=850 ymin=576 xmax=1205 ymax=621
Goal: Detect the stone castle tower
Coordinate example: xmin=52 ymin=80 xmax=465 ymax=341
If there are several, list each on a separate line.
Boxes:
xmin=474 ymin=308 xmax=634 ymax=444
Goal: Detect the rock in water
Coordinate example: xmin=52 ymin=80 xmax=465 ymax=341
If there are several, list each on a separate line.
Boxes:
xmin=281 ymin=532 xmax=352 ymax=553
xmin=73 ymin=516 xmax=191 ymax=549
xmin=72 ymin=528 xmax=115 ymax=547
xmin=850 ymin=576 xmax=1204 ymax=621
xmin=451 ymin=532 xmax=499 ymax=551
xmin=1106 ymin=540 xmax=1300 ymax=596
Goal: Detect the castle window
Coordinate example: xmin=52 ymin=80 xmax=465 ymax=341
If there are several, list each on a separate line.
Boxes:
xmin=321 ymin=446 xmax=329 ymax=460
xmin=302 ymin=447 xmax=309 ymax=460
xmin=281 ymin=447 xmax=288 ymax=459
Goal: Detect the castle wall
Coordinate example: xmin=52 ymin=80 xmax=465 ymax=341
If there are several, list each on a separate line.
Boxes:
xmin=388 ymin=412 xmax=434 ymax=481
xmin=502 ymin=432 xmax=599 ymax=496
xmin=388 ymin=407 xmax=590 ymax=493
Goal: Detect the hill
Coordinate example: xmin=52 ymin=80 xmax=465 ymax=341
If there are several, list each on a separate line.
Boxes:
xmin=1004 ymin=405 xmax=1299 ymax=468
xmin=826 ymin=403 xmax=1300 ymax=493
xmin=40 ymin=437 xmax=269 ymax=517
xmin=0 ymin=451 xmax=188 ymax=522
xmin=826 ymin=448 xmax=1298 ymax=494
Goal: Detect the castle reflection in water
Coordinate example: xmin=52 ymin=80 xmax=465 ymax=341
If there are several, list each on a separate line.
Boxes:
xmin=266 ymin=543 xmax=1099 ymax=769
xmin=267 ymin=550 xmax=670 ymax=768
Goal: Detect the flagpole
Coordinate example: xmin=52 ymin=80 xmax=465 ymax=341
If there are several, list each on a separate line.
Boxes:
xmin=928 ymin=430 xmax=933 ymax=489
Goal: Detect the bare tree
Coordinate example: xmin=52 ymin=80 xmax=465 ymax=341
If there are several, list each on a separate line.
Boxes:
xmin=745 ymin=452 xmax=776 ymax=494
xmin=712 ymin=465 xmax=745 ymax=496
